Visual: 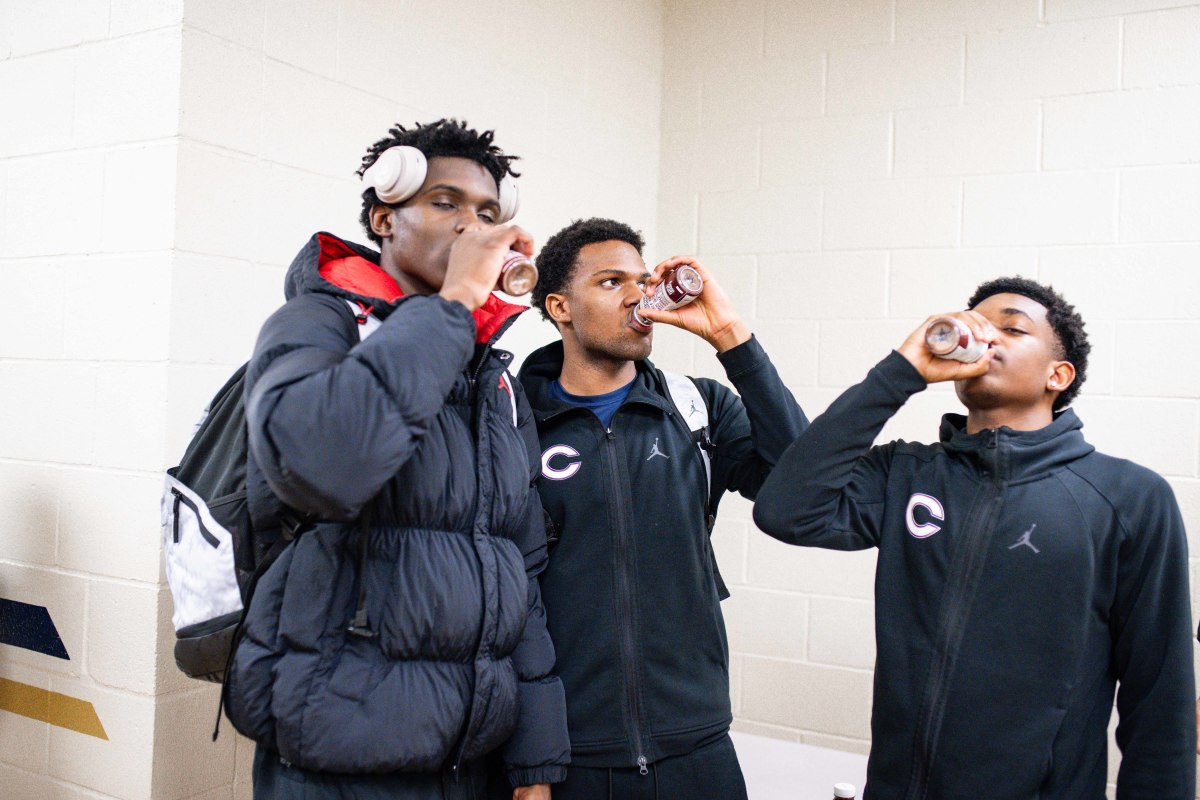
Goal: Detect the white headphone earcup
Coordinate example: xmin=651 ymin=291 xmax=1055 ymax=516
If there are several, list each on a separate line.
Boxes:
xmin=496 ymin=173 xmax=519 ymax=224
xmin=363 ymin=146 xmax=428 ymax=204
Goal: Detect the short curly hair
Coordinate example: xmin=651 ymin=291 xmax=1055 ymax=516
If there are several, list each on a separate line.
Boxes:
xmin=532 ymin=218 xmax=646 ymax=323
xmin=967 ymin=276 xmax=1089 ymax=411
xmin=356 ymin=119 xmax=520 ymax=245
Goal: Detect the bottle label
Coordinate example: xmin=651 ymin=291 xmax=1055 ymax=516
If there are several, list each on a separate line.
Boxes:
xmin=633 ymin=268 xmax=703 ymax=326
xmin=926 ymin=317 xmax=987 ymax=363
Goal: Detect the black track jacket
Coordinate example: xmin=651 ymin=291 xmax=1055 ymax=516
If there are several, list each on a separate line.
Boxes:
xmin=754 ymin=351 xmax=1195 ymax=799
xmin=519 ymin=335 xmax=808 ymax=770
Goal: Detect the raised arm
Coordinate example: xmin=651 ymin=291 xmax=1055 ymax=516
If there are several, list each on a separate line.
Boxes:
xmin=699 ymin=336 xmax=808 ymax=501
xmin=245 ymin=292 xmax=475 ymax=519
xmin=752 ymin=351 xmax=919 ymax=550
xmin=637 ymin=255 xmax=808 ymax=498
xmin=754 ymin=312 xmax=996 ymax=550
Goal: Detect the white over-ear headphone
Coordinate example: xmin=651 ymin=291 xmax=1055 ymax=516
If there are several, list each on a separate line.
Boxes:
xmin=362 ymin=145 xmax=519 ymax=223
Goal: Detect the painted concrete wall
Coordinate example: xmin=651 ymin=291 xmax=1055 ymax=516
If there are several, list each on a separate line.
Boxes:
xmin=0 ymin=1 xmax=189 ymax=797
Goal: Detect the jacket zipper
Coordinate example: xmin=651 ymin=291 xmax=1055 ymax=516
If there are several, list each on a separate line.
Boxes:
xmin=467 ymin=343 xmax=492 ymax=390
xmin=906 ymin=427 xmax=1004 ymax=800
xmin=601 ymin=426 xmax=650 ymax=774
xmin=450 ymin=344 xmax=496 ymax=780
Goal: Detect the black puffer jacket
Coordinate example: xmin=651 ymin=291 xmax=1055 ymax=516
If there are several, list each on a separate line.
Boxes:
xmin=226 ymin=233 xmax=570 ymax=786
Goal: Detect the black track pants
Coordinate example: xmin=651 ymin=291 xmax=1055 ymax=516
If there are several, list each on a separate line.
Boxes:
xmin=253 ymin=746 xmax=486 ymax=800
xmin=551 ymin=734 xmax=747 ymax=800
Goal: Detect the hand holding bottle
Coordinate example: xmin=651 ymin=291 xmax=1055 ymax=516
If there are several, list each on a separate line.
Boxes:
xmin=897 ymin=311 xmax=997 ymax=384
xmin=440 ymin=224 xmax=534 ymax=310
xmin=635 ymin=256 xmax=751 ymax=353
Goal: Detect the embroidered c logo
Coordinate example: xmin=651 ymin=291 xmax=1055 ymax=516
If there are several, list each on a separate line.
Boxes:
xmin=541 ymin=444 xmax=581 ymax=481
xmin=906 ymin=493 xmax=945 ymax=539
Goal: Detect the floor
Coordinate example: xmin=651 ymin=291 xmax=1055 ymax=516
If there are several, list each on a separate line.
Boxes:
xmin=730 ymin=731 xmax=869 ymax=800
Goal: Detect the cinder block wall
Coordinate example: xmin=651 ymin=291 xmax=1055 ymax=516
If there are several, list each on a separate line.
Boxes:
xmin=0 ymin=2 xmax=189 ymax=798
xmin=168 ymin=0 xmax=665 ymax=455
xmin=0 ymin=1 xmax=662 ymax=798
xmin=651 ymin=0 xmax=1200 ymax=795
xmin=2 ymin=0 xmax=1197 ymax=798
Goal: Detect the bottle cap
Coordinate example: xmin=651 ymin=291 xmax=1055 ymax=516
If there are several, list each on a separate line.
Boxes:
xmin=501 ymin=263 xmax=536 ymax=296
xmin=925 ymin=317 xmax=965 ymax=356
xmin=833 ymin=783 xmax=856 ymax=798
xmin=498 ymin=251 xmax=537 ymax=296
xmin=674 ymin=265 xmax=703 ymax=295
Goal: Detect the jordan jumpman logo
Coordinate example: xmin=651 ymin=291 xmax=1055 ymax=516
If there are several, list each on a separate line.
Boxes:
xmin=1008 ymin=523 xmax=1040 ymax=553
xmin=646 ymin=437 xmax=669 ymax=460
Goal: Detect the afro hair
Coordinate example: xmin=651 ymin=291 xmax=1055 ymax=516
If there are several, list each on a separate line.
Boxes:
xmin=532 ymin=218 xmax=646 ymax=323
xmin=356 ymin=118 xmax=519 ymax=245
xmin=967 ymin=275 xmax=1090 ymax=411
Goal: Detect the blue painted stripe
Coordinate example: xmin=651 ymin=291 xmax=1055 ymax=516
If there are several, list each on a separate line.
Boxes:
xmin=0 ymin=599 xmax=70 ymax=660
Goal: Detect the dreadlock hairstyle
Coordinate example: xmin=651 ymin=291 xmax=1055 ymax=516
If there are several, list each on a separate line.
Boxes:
xmin=967 ymin=276 xmax=1090 ymax=411
xmin=356 ymin=119 xmax=520 ymax=245
xmin=532 ymin=218 xmax=647 ymax=323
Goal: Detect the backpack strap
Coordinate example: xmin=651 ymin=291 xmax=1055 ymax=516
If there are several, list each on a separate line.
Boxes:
xmin=659 ymin=370 xmax=714 ymax=515
xmin=345 ymin=509 xmax=378 ymax=640
xmin=659 ymin=369 xmax=730 ymax=600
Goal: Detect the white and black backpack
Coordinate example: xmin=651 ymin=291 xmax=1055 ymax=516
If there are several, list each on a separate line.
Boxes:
xmin=162 ymin=363 xmax=298 ymax=682
xmin=161 ymin=300 xmax=379 ymax=683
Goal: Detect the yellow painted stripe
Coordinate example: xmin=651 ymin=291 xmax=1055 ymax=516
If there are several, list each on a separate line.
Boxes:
xmin=0 ymin=678 xmax=108 ymax=740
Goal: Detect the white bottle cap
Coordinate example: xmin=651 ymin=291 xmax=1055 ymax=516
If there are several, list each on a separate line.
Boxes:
xmin=833 ymin=783 xmax=856 ymax=799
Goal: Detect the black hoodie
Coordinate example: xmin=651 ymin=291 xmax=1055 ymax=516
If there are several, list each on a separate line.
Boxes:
xmin=754 ymin=351 xmax=1195 ymax=799
xmin=519 ymin=335 xmax=807 ymax=770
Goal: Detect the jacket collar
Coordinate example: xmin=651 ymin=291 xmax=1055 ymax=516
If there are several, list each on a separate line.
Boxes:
xmin=284 ymin=232 xmax=527 ymax=345
xmin=518 ymin=340 xmax=676 ymax=422
xmin=938 ymin=408 xmax=1094 ymax=480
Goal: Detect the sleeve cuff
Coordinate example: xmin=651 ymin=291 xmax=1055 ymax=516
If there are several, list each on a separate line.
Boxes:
xmin=875 ymin=350 xmax=928 ymax=397
xmin=502 ymin=677 xmax=571 ymax=785
xmin=509 ymin=765 xmax=570 ymax=788
xmin=715 ymin=334 xmax=766 ymax=379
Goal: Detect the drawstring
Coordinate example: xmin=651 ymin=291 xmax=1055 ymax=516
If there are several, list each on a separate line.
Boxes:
xmin=608 ymin=768 xmax=613 ymax=800
xmin=652 ymin=761 xmax=659 ymax=800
